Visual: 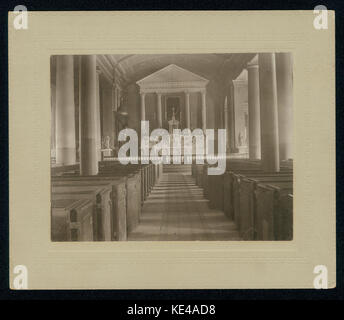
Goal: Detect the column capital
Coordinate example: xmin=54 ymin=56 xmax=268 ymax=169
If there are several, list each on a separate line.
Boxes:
xmin=247 ymin=61 xmax=259 ymax=69
xmin=140 ymin=92 xmax=146 ymax=97
xmin=156 ymin=92 xmax=162 ymax=97
xmin=247 ymin=54 xmax=259 ymax=69
xmin=232 ymin=79 xmax=247 ymax=87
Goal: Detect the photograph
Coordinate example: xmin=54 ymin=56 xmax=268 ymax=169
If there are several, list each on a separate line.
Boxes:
xmin=8 ymin=9 xmax=336 ymax=291
xmin=50 ymin=53 xmax=293 ymax=242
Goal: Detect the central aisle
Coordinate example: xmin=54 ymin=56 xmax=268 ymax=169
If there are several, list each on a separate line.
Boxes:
xmin=128 ymin=172 xmax=241 ymax=241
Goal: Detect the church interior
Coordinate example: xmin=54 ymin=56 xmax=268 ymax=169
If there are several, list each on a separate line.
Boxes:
xmin=50 ymin=53 xmax=293 ymax=242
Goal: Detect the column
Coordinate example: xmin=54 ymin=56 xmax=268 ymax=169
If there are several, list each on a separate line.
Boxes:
xmin=102 ymin=80 xmax=115 ymax=150
xmin=55 ymin=55 xmax=76 ymax=165
xmin=247 ymin=60 xmax=261 ymax=159
xmin=201 ymin=91 xmax=207 ymax=132
xmin=258 ymin=53 xmax=280 ymax=172
xmin=111 ymin=82 xmax=118 ymax=152
xmin=140 ymin=92 xmax=146 ymax=121
xmin=112 ymin=83 xmax=117 ymax=111
xmin=185 ymin=92 xmax=191 ymax=129
xmin=156 ymin=93 xmax=162 ymax=127
xmin=117 ymin=88 xmax=121 ymax=110
xmin=228 ymin=85 xmax=237 ymax=153
xmin=276 ymin=53 xmax=293 ymax=160
xmin=223 ymin=96 xmax=230 ymax=151
xmin=79 ymin=55 xmax=98 ymax=175
xmin=95 ymin=67 xmax=102 ymax=161
xmin=51 ymin=84 xmax=56 ymax=161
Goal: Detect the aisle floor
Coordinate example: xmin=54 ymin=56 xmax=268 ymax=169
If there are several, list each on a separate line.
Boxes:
xmin=128 ymin=172 xmax=241 ymax=241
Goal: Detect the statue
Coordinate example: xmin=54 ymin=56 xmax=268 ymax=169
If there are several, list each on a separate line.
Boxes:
xmin=238 ymin=131 xmax=243 ymax=146
xmin=102 ymin=135 xmax=111 ymax=149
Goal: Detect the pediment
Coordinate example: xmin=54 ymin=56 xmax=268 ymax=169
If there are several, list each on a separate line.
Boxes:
xmin=136 ymin=64 xmax=209 ymax=92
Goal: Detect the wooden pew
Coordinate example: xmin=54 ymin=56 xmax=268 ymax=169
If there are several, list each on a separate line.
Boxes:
xmin=143 ymin=165 xmax=149 ymax=200
xmin=223 ymin=171 xmax=233 ymax=219
xmin=99 ymin=160 xmax=154 ymax=204
xmin=236 ymin=175 xmax=293 ymax=240
xmin=223 ymin=164 xmax=279 ymax=220
xmin=99 ymin=160 xmax=141 ymax=170
xmin=97 ymin=171 xmax=142 ymax=234
xmin=195 ymin=165 xmax=204 ymax=187
xmin=51 ymin=198 xmax=94 ymax=241
xmin=140 ymin=168 xmax=146 ymax=203
xmin=51 ymin=177 xmax=127 ymax=241
xmin=125 ymin=172 xmax=142 ymax=233
xmin=52 ymin=161 xmax=154 ymax=238
xmin=202 ymin=165 xmax=209 ymax=198
xmin=207 ymin=174 xmax=224 ymax=210
xmin=139 ymin=168 xmax=144 ymax=203
xmin=226 ymin=159 xmax=261 ymax=172
xmin=158 ymin=163 xmax=163 ymax=179
xmin=148 ymin=164 xmax=152 ymax=193
xmin=51 ymin=164 xmax=80 ymax=176
xmin=223 ymin=162 xmax=293 ymax=219
xmin=204 ymin=160 xmax=261 ymax=212
xmin=141 ymin=163 xmax=156 ymax=198
xmin=194 ymin=160 xmax=262 ymax=211
xmin=100 ymin=160 xmax=156 ymax=199
xmin=51 ymin=185 xmax=113 ymax=241
xmin=101 ymin=161 xmax=144 ymax=204
xmin=255 ymin=182 xmax=293 ymax=240
xmin=191 ymin=163 xmax=197 ymax=178
xmin=154 ymin=163 xmax=159 ymax=183
xmin=151 ymin=164 xmax=155 ymax=191
xmin=150 ymin=164 xmax=155 ymax=190
xmin=230 ymin=171 xmax=292 ymax=229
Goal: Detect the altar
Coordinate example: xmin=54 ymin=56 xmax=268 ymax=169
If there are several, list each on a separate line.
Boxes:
xmin=136 ymin=64 xmax=209 ymax=135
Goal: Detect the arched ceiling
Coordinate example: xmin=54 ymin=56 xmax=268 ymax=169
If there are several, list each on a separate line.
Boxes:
xmin=50 ymin=53 xmax=257 ymax=89
xmin=102 ymin=53 xmax=256 ymax=88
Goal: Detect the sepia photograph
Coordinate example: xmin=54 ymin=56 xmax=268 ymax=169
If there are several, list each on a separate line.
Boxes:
xmin=8 ymin=9 xmax=335 ymax=290
xmin=50 ymin=53 xmax=293 ymax=242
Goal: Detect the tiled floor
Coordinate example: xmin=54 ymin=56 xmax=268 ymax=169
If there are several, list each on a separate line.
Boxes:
xmin=128 ymin=172 xmax=241 ymax=241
